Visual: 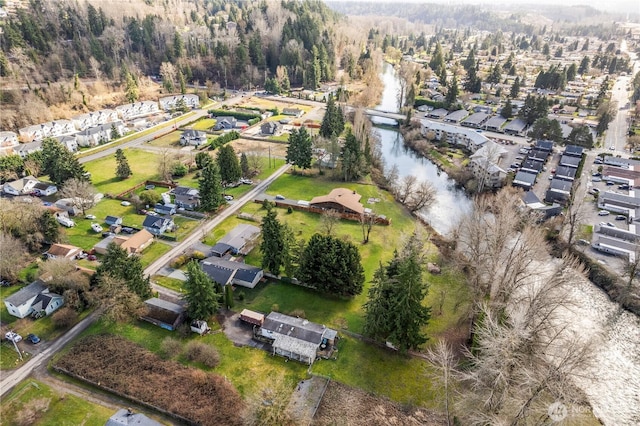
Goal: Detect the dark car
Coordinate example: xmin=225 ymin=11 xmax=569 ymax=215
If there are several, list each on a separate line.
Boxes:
xmin=87 ymin=254 xmax=97 ymax=261
xmin=121 ymin=227 xmax=135 ymax=234
xmin=26 ymin=333 xmax=41 ymax=344
xmin=618 ymin=184 xmax=630 ymax=190
xmin=615 ymin=215 xmax=627 ymax=221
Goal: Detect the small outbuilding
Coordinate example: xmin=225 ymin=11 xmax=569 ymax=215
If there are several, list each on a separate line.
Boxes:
xmin=141 ymin=298 xmax=185 ymax=331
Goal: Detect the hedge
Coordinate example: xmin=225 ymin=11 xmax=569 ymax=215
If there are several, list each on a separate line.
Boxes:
xmin=207 ymin=109 xmax=261 ymax=121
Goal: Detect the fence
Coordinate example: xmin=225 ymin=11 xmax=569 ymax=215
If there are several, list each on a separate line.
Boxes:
xmin=113 ymin=180 xmax=177 ymax=200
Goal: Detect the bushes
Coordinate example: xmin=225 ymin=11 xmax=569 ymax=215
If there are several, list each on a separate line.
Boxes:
xmin=171 ymin=255 xmax=189 ymax=268
xmin=185 ymin=340 xmax=220 ymax=368
xmin=159 ymin=337 xmax=182 ymax=359
xmin=51 ymin=307 xmax=78 ymax=329
xmin=208 ymin=131 xmax=239 ymax=151
xmin=207 ymin=109 xmax=260 ymax=121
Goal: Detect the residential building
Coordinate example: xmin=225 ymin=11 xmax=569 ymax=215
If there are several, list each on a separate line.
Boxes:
xmin=14 ymin=141 xmax=43 ymax=158
xmin=18 ymin=120 xmax=76 ymax=142
xmin=0 ymin=131 xmax=19 ymax=149
xmin=554 ymin=165 xmax=577 ymax=181
xmin=427 ymin=108 xmax=448 ymax=119
xmin=4 ymin=281 xmax=63 ymax=319
xmin=503 ymin=118 xmax=528 ymax=136
xmin=310 ymin=188 xmax=365 ymax=215
xmin=32 ymin=182 xmax=57 ymax=196
xmin=559 ymin=154 xmax=581 ymax=169
xmin=71 ymin=109 xmax=118 ymax=131
xmin=105 ymin=216 xmax=123 ymax=226
xmin=172 ymin=186 xmax=200 ymax=210
xmin=512 ymin=171 xmax=537 ymax=190
xmin=3 ymin=175 xmax=39 ymax=195
xmin=45 ymin=243 xmax=82 ymax=260
xmin=201 ymin=257 xmax=264 ymax=288
xmin=116 ymin=101 xmax=160 ymax=121
xmin=484 ymin=116 xmax=507 ymax=132
xmin=213 ymin=116 xmax=237 ymax=130
xmin=154 ymin=203 xmax=176 ymax=215
xmin=76 ymin=121 xmax=126 ymax=147
xmin=545 ymin=178 xmax=573 ymax=204
xmin=257 ymin=312 xmax=338 ymax=365
xmin=282 ymin=108 xmax=304 ymax=117
xmin=468 ymin=140 xmax=508 ymax=189
xmin=420 ymin=119 xmax=489 ymax=152
xmin=141 ymin=298 xmax=185 ymax=331
xmin=55 ymin=135 xmax=78 ymax=152
xmin=159 ymin=94 xmax=199 ymax=111
xmin=210 ymin=224 xmax=261 ymax=256
xmin=142 ymin=215 xmax=174 ymax=236
xmin=179 ymin=129 xmax=207 ymax=146
xmin=443 ymin=109 xmax=469 ymax=124
xmin=112 ymin=229 xmax=154 ymax=256
xmin=461 ymin=112 xmax=490 ymax=128
xmin=261 ymin=121 xmax=283 ymax=136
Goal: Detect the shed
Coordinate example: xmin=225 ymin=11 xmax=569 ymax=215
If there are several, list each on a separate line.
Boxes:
xmin=106 ymin=408 xmax=162 ymax=426
xmin=141 ymin=298 xmax=185 ymax=331
xmin=240 ymin=309 xmax=265 ymax=326
xmin=105 ymin=216 xmax=123 ymax=226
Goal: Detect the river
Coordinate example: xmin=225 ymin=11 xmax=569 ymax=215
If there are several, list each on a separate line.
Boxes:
xmin=371 ymin=62 xmax=472 ymax=235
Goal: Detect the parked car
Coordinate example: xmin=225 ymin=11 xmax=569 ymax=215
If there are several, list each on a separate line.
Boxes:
xmin=577 ymin=239 xmax=590 ymax=246
xmin=615 ymin=215 xmax=627 ymax=221
xmin=121 ymin=227 xmax=135 ymax=234
xmin=275 ymin=194 xmax=285 ymax=200
xmin=618 ymin=184 xmax=630 ymax=190
xmin=592 ymin=172 xmax=602 ymax=177
xmin=598 ymin=210 xmax=610 ymax=216
xmin=606 ymin=181 xmax=615 ymax=186
xmin=146 ymin=211 xmax=159 ymax=216
xmin=26 ymin=333 xmax=40 ymax=344
xmin=85 ymin=214 xmax=96 ymax=220
xmin=87 ymin=254 xmax=97 ymax=261
xmin=76 ymin=252 xmax=88 ymax=260
xmin=594 ymin=159 xmax=603 ymax=164
xmin=224 ymin=195 xmax=234 ymax=202
xmin=121 ymin=201 xmax=131 ymax=206
xmin=609 ymin=146 xmax=615 ymax=150
xmin=5 ymin=331 xmax=22 ymax=342
xmin=240 ymin=178 xmax=253 ymax=185
xmin=102 ymin=231 xmax=115 ymax=237
xmin=606 ymin=222 xmax=616 ymax=228
xmin=592 ymin=177 xmax=602 ymax=182
xmin=91 ymin=223 xmax=103 ymax=233
xmin=0 ymin=279 xmax=11 ymax=287
xmin=515 ymin=156 xmax=524 ymax=160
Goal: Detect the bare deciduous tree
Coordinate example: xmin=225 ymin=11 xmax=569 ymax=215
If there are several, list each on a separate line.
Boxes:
xmin=360 ymin=213 xmax=375 ymax=244
xmin=157 ymin=149 xmax=175 ymax=182
xmin=91 ymin=275 xmax=146 ymax=324
xmin=425 ymin=340 xmax=457 ymax=426
xmin=39 ymin=257 xmax=90 ymax=310
xmin=319 ymin=209 xmax=341 ymax=236
xmin=59 ymin=178 xmax=98 ymax=216
xmin=243 ymin=375 xmax=295 ymax=426
xmin=562 ymin=179 xmax=586 ymax=246
xmin=406 ymin=181 xmax=437 ymax=213
xmin=0 ymin=232 xmax=27 ymax=281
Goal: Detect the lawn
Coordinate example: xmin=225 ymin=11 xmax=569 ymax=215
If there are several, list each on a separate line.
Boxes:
xmin=1 ymin=380 xmax=117 ymax=425
xmin=139 ymin=241 xmax=173 ymax=268
xmin=190 ymin=118 xmax=216 ymax=131
xmin=146 ymin=131 xmax=181 ymax=147
xmin=151 ymin=275 xmax=185 ymax=293
xmin=84 ymin=148 xmax=160 ymax=196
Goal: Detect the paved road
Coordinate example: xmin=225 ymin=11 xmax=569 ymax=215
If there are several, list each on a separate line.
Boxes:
xmin=0 ymin=162 xmax=291 ymax=397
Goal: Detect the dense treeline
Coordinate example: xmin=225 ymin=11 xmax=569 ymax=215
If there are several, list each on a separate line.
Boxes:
xmin=0 ymin=0 xmax=340 ymax=90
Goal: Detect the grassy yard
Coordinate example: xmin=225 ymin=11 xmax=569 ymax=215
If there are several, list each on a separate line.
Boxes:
xmin=84 ymin=148 xmax=160 ymax=196
xmin=1 ymin=380 xmax=116 ymax=425
xmin=139 ymin=241 xmax=173 ymax=268
xmin=146 ymin=131 xmax=181 ymax=148
xmin=151 ymin=275 xmax=185 ymax=293
xmin=190 ymin=118 xmax=216 ymax=131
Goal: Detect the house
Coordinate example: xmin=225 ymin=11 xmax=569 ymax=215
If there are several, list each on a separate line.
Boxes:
xmin=32 ymin=182 xmax=57 ymax=197
xmin=261 ymin=121 xmax=283 ymax=136
xmin=443 ymin=109 xmax=469 ymax=124
xmin=113 ymin=229 xmax=155 ymax=255
xmin=503 ymin=118 xmax=528 ymax=136
xmin=427 ymin=108 xmax=448 ymax=119
xmin=106 ymin=408 xmax=162 ymax=426
xmin=214 ymin=224 xmax=261 ymax=255
xmin=310 ymin=188 xmax=365 ymax=215
xmin=154 ymin=203 xmax=176 ymax=215
xmin=4 ymin=281 xmax=63 ymax=319
xmin=18 ymin=120 xmax=76 ymax=142
xmin=105 ymin=216 xmax=123 ymax=226
xmin=0 ymin=131 xmax=19 ymax=148
xmin=93 ymin=235 xmax=116 ymax=255
xmin=520 ymin=158 xmax=544 ymax=174
xmin=45 ymin=243 xmax=82 ymax=259
xmin=512 ymin=171 xmax=537 ymax=190
xmin=76 ymin=121 xmax=126 ymax=147
xmin=54 ymin=198 xmax=81 ymax=216
xmin=201 ymin=257 xmax=264 ymax=288
xmin=159 ymin=94 xmax=200 ymax=111
xmin=172 ymin=186 xmax=200 ymax=210
xmin=14 ymin=141 xmax=43 ymax=158
xmin=545 ymin=178 xmax=573 ymax=205
xmin=72 ymin=109 xmax=118 ymax=131
xmin=534 ymin=139 xmax=554 ymax=152
xmin=116 ymin=101 xmax=160 ymax=121
xmin=461 ymin=112 xmax=490 ymax=128
xmin=257 ymin=312 xmax=338 ymax=365
xmin=142 ymin=215 xmax=174 ymax=236
xmin=3 ymin=175 xmax=39 ymax=196
xmin=213 ymin=116 xmax=237 ymax=130
xmin=179 ymin=129 xmax=207 ymax=146
xmin=527 ymin=149 xmax=550 ymax=162
xmin=282 ymin=108 xmax=304 ymax=118
xmin=521 ymin=191 xmax=562 ymax=219
xmin=141 ymin=298 xmax=185 ymax=331
xmin=55 ymin=135 xmax=78 ymax=152
xmin=564 ymin=144 xmax=585 ymax=157
xmin=484 ymin=116 xmax=507 ymax=132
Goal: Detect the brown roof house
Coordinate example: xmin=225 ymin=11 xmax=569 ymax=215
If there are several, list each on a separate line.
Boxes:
xmin=45 ymin=243 xmax=82 ymax=260
xmin=94 ymin=229 xmax=154 ymax=256
xmin=310 ymin=188 xmax=364 ymax=215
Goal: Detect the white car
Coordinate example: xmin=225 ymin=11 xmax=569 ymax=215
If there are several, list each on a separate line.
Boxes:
xmin=224 ymin=195 xmax=234 ymax=202
xmin=121 ymin=201 xmax=131 ymax=206
xmin=91 ymin=223 xmax=103 ymax=233
xmin=609 ymin=146 xmax=615 ymax=151
xmin=5 ymin=331 xmax=22 ymax=343
xmin=85 ymin=214 xmax=96 ymax=220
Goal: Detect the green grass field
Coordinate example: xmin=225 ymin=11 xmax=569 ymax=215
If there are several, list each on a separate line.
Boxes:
xmin=191 ymin=118 xmax=216 ymax=131
xmin=1 ymin=380 xmax=118 ymax=425
xmin=84 ymin=148 xmax=160 ymax=196
xmin=146 ymin=131 xmax=181 ymax=147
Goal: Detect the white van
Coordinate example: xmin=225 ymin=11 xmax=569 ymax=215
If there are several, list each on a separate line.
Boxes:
xmin=57 ymin=216 xmax=76 ymax=227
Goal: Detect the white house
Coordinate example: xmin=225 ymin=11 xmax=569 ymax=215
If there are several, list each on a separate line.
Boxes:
xmin=116 ymin=101 xmax=160 ymax=121
xmin=72 ymin=109 xmax=118 ymax=130
xmin=3 ymin=175 xmax=39 ymax=195
xmin=159 ymin=94 xmax=199 ymax=111
xmin=4 ymin=281 xmax=64 ymax=319
xmin=32 ymin=181 xmax=58 ymax=196
xmin=180 ymin=129 xmax=207 ymax=146
xmin=56 ymin=135 xmax=78 ymax=153
xmin=18 ymin=120 xmax=76 ymax=142
xmin=0 ymin=131 xmax=19 ymax=148
xmin=14 ymin=141 xmax=43 ymax=158
xmin=76 ymin=121 xmax=126 ymax=147
xmin=469 ymin=140 xmax=508 ymax=189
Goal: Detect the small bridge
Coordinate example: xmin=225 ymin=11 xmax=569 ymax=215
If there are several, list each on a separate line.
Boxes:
xmin=363 ymin=108 xmax=406 ymax=121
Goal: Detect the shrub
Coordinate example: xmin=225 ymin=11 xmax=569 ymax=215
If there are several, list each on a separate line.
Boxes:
xmin=288 ymin=309 xmax=306 ymax=318
xmin=271 ymin=303 xmax=280 ymax=312
xmin=287 ymin=206 xmax=293 ymax=214
xmin=51 ymin=307 xmax=78 ymax=329
xmin=184 ymin=341 xmax=220 ymax=368
xmin=159 ymin=337 xmax=183 ymax=359
xmin=172 ymin=163 xmax=188 ymax=177
xmin=140 ymin=190 xmax=161 ymax=206
xmin=191 ymin=250 xmax=206 ymax=260
xmin=237 ymin=290 xmax=245 ymax=301
xmin=171 ymin=255 xmax=189 ymax=268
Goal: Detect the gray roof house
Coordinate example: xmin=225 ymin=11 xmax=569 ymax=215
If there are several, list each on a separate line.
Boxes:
xmin=545 ymin=178 xmax=573 ymax=204
xmin=106 ymin=408 xmax=163 ymax=426
xmin=216 ymin=224 xmax=261 ymax=255
xmin=559 ymin=154 xmax=581 ymax=169
xmin=76 ymin=121 xmax=126 ymax=147
xmin=180 ymin=129 xmax=207 ymax=146
xmin=258 ymin=312 xmax=338 ymax=365
xmin=427 ymin=108 xmax=449 ymax=119
xmin=4 ymin=281 xmax=63 ymax=319
xmin=503 ymin=118 xmax=528 ymax=136
xmin=201 ymin=258 xmax=264 ymax=288
xmin=282 ymin=108 xmax=304 ymax=117
xmin=512 ymin=171 xmax=537 ymax=190
xmin=461 ymin=112 xmax=490 ymax=128
xmin=213 ymin=116 xmax=237 ymax=130
xmin=172 ymin=186 xmax=200 ymax=210
xmin=484 ymin=116 xmax=507 ymax=132
xmin=142 ymin=215 xmax=174 ymax=236
xmin=564 ymin=145 xmax=585 ymax=157
xmin=555 ymin=165 xmax=577 ymax=181
xmin=105 ymin=216 xmax=123 ymax=226
xmin=261 ymin=121 xmax=283 ymax=136
xmin=443 ymin=109 xmax=469 ymax=124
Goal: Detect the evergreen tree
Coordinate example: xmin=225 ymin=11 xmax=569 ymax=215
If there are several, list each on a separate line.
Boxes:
xmin=260 ymin=203 xmax=285 ymax=275
xmin=216 ymin=145 xmax=241 ymax=186
xmin=487 ymin=62 xmax=502 ymax=85
xmin=501 ymin=98 xmax=513 ymax=119
xmin=445 ymin=75 xmax=459 ymax=108
xmin=464 ymin=65 xmax=481 ymax=93
xmin=110 ymin=124 xmax=121 ymax=140
xmin=510 ymin=76 xmax=521 ymax=98
xmin=125 ymin=72 xmax=138 ymax=103
xmin=94 ymin=243 xmax=151 ymax=299
xmin=41 ymin=138 xmax=88 ymax=186
xmin=286 ymin=127 xmax=313 ymax=170
xmin=38 ymin=210 xmax=60 ymax=243
xmin=340 ymin=129 xmax=364 ymax=182
xmin=567 ymin=125 xmax=594 ymax=148
xmin=578 ymin=56 xmax=591 ymax=75
xmin=297 ymin=233 xmax=364 ymax=297
xmin=199 ymin=162 xmax=223 ymax=211
xmin=527 ymin=118 xmax=563 ymax=142
xmin=178 ymin=69 xmax=186 ymax=94
xmin=195 ymin=152 xmax=212 ymax=169
xmin=115 ymin=148 xmax=132 ymax=179
xmin=240 ymin=153 xmax=250 ymax=178
xmin=363 ymin=233 xmax=431 ymax=352
xmin=462 ymin=48 xmax=476 ymax=72
xmin=183 ymin=261 xmax=220 ymax=320
xmin=320 ymin=94 xmax=344 ymax=139
xmin=566 ymin=63 xmax=578 ymax=81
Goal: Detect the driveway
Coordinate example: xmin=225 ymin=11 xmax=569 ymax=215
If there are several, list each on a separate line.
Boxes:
xmin=220 ymin=310 xmax=271 ymax=351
